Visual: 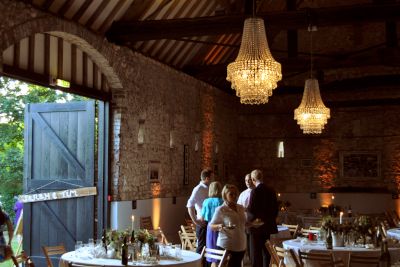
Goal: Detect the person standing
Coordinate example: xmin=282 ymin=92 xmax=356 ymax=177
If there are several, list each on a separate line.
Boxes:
xmin=187 ymin=169 xmax=213 ymax=254
xmin=201 ymin=181 xmax=223 ymax=267
xmin=247 ymin=169 xmax=279 ymax=267
xmin=13 ymin=198 xmax=23 ymax=226
xmin=237 ymin=173 xmax=255 ymax=263
xmin=0 ymin=206 xmax=13 ymax=261
xmin=237 ymin=173 xmax=255 ymax=209
xmin=210 ymin=184 xmax=247 ymax=267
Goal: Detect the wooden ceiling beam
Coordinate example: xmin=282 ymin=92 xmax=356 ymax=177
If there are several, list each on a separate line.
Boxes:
xmin=107 ymin=3 xmax=400 ymax=42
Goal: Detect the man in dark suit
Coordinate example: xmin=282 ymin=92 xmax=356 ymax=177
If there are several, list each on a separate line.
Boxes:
xmin=247 ymin=169 xmax=279 ymax=267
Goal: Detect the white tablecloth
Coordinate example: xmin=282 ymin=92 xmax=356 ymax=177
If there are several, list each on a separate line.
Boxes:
xmin=388 ymin=228 xmax=400 ymax=240
xmin=59 ymin=250 xmax=202 ymax=267
xmin=283 ymin=239 xmax=400 ymax=267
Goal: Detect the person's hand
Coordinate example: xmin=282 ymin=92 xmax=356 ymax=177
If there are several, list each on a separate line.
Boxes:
xmin=194 ymin=218 xmax=206 ymax=227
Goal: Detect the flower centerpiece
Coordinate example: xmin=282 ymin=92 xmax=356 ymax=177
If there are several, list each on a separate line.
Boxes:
xmin=353 ymin=215 xmax=374 ymax=245
xmin=321 ymin=215 xmax=349 ymax=247
xmin=135 ymin=229 xmax=157 ymax=247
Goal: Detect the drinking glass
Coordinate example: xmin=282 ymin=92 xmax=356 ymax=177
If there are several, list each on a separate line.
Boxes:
xmin=174 ymin=244 xmax=182 ymax=260
xmin=88 ymin=238 xmax=94 ymax=247
xmin=75 ymin=241 xmax=83 ymax=250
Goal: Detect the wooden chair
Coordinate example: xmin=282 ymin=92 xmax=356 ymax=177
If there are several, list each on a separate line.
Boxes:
xmin=288 ymin=249 xmax=302 ymax=267
xmin=265 ymin=240 xmax=281 ymax=266
xmin=200 ymin=247 xmax=228 ymax=267
xmin=300 ymin=228 xmax=319 ymax=236
xmin=282 ymin=224 xmax=300 ymax=238
xmin=298 ymin=250 xmax=339 ymax=267
xmin=42 ymin=244 xmax=66 ymax=267
xmin=179 ymin=230 xmax=197 ymax=251
xmin=140 ymin=216 xmax=154 ymax=230
xmin=181 ymin=224 xmax=195 ymax=234
xmin=347 ymin=253 xmax=380 ymax=266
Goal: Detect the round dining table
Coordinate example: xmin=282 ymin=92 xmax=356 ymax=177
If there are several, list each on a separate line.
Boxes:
xmin=59 ymin=250 xmax=202 ymax=267
xmin=283 ymin=238 xmax=400 ymax=267
xmin=387 ymin=228 xmax=400 ymax=240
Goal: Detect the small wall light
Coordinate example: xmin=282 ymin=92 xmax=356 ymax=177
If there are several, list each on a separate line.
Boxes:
xmin=169 ymin=130 xmax=175 ymax=149
xmin=138 ymin=120 xmax=145 ymax=145
xmin=194 ymin=134 xmax=199 ymax=152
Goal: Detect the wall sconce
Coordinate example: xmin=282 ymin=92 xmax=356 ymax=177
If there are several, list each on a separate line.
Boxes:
xmin=138 ymin=120 xmax=145 ymax=145
xmin=169 ymin=130 xmax=175 ymax=149
xmin=194 ymin=133 xmax=199 ymax=152
xmin=215 ymin=142 xmax=219 ymax=154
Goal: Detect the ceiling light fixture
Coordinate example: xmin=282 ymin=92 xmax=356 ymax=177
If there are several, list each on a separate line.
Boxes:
xmin=226 ymin=0 xmax=281 ymax=104
xmin=294 ymin=25 xmax=330 ymax=134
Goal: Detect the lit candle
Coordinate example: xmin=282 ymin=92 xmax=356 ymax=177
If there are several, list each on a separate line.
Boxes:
xmin=339 ymin=211 xmax=343 ymax=224
xmin=131 ymin=215 xmax=135 ymax=230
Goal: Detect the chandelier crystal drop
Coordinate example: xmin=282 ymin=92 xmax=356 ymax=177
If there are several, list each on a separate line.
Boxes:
xmin=226 ymin=17 xmax=282 ymax=105
xmin=294 ymin=78 xmax=330 ymax=134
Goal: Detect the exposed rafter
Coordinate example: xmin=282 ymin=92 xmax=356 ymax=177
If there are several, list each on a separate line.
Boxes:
xmin=106 ymin=3 xmax=400 ymax=42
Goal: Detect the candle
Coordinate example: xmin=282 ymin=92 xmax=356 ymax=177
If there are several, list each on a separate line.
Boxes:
xmin=131 ymin=215 xmax=135 ymax=230
xmin=339 ymin=211 xmax=343 ymax=224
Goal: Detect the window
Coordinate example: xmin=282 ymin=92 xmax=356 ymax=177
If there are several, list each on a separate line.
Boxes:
xmin=277 ymin=141 xmax=284 ymax=158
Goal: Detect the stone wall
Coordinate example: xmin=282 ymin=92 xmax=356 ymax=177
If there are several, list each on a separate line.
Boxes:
xmin=2 ymin=0 xmax=400 ymax=201
xmin=236 ymin=86 xmax=400 ymax=194
xmin=0 ymin=0 xmax=240 ymax=201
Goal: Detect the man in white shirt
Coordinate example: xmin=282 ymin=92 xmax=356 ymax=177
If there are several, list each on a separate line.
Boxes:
xmin=187 ymin=169 xmax=213 ymax=253
xmin=237 ymin=173 xmax=255 ymax=209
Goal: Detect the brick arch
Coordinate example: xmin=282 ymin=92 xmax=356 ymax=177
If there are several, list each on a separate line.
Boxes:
xmin=0 ymin=15 xmax=123 ymax=89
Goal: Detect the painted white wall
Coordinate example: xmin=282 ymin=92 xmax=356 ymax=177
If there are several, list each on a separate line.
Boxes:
xmin=110 ymin=197 xmax=189 ymax=244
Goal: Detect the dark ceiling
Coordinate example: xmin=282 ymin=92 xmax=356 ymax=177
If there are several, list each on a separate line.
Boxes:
xmin=21 ymin=0 xmax=400 ymax=95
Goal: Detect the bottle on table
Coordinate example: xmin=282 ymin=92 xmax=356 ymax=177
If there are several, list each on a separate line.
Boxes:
xmin=326 ymin=229 xmax=333 ymax=249
xmin=375 ymin=225 xmax=383 ymax=248
xmin=121 ymin=236 xmax=128 ymax=265
xmin=347 ymin=205 xmax=352 ymax=218
xmin=379 ymin=239 xmax=391 ymax=267
xmin=102 ymin=229 xmax=107 ymax=252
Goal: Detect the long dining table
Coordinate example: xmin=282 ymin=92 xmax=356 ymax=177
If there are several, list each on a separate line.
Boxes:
xmin=283 ymin=238 xmax=400 ymax=267
xmin=59 ymin=250 xmax=202 ymax=267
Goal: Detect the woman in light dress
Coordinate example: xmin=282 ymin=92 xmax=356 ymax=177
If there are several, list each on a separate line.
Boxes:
xmin=201 ymin=181 xmax=223 ymax=267
xmin=210 ymin=184 xmax=246 ymax=267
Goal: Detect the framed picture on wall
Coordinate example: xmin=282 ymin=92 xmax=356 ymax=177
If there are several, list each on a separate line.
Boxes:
xmin=339 ymin=151 xmax=381 ymax=180
xmin=149 ymin=160 xmax=160 ymax=183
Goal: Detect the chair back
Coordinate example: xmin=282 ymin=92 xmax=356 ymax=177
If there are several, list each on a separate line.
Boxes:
xmin=298 ymin=250 xmax=334 ymax=267
xmin=42 ymin=244 xmax=66 ymax=267
xmin=265 ymin=240 xmax=282 ymax=266
xmin=200 ymin=247 xmax=228 ymax=267
xmin=282 ymin=224 xmax=299 ymax=238
xmin=179 ymin=230 xmax=197 ymax=251
xmin=348 ymin=253 xmax=380 ymax=266
xmin=140 ymin=216 xmax=154 ymax=230
xmin=181 ymin=224 xmax=195 ymax=234
xmin=11 ymin=250 xmax=27 ymax=267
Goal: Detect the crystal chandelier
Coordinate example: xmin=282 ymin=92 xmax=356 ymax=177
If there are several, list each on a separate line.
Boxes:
xmin=294 ymin=26 xmax=330 ymax=134
xmin=226 ymin=13 xmax=281 ymax=104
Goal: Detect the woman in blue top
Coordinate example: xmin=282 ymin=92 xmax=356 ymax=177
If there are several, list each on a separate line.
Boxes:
xmin=201 ymin=181 xmax=223 ymax=267
xmin=0 ymin=206 xmax=13 ymax=262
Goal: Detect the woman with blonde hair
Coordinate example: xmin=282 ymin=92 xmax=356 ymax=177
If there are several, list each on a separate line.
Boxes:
xmin=201 ymin=181 xmax=223 ymax=267
xmin=210 ymin=184 xmax=246 ymax=267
